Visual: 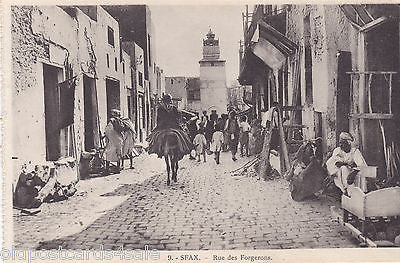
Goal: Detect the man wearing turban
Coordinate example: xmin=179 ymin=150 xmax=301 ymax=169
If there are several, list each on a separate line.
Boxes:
xmin=326 ymin=132 xmax=367 ymax=194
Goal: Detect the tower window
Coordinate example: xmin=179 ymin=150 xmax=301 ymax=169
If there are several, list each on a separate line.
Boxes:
xmin=106 ymin=54 xmax=110 ymax=68
xmin=115 ymin=57 xmax=118 ymax=71
xmin=171 ymin=79 xmax=174 ymax=85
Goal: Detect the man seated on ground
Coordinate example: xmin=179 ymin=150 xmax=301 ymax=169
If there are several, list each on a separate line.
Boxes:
xmin=326 ymin=132 xmax=367 ymax=195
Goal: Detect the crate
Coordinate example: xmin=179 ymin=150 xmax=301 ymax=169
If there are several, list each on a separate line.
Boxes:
xmin=342 ymin=186 xmax=400 ymax=220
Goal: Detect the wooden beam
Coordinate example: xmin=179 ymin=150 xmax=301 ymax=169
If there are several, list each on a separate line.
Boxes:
xmin=367 ymin=73 xmax=373 ymax=114
xmin=350 ymin=5 xmax=367 ymax=25
xmin=346 ymin=71 xmax=398 ymax=74
xmin=363 ymin=7 xmax=375 ymax=22
xmin=281 ymin=105 xmax=303 ymax=111
xmin=347 ymin=18 xmax=362 ymax=31
xmin=360 ymin=16 xmax=388 ymax=32
xmin=389 ymin=73 xmax=393 ymax=115
xmin=283 ymin=124 xmax=308 ymax=128
xmin=350 ymin=113 xmax=394 ymax=120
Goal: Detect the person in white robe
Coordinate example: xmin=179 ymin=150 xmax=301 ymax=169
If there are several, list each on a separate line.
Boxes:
xmin=326 ymin=132 xmax=367 ymax=193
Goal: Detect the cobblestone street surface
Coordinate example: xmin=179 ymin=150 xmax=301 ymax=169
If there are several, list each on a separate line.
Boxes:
xmin=15 ymin=152 xmax=358 ymax=250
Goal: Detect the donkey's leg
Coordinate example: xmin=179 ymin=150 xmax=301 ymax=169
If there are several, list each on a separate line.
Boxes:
xmin=165 ymin=155 xmax=171 ymax=185
xmin=130 ymin=154 xmax=134 ymax=169
xmin=170 ymin=155 xmax=175 ymax=182
xmin=173 ymin=159 xmax=178 ymax=182
xmin=171 ymin=156 xmax=177 ymax=182
xmin=116 ymin=160 xmax=121 ymax=173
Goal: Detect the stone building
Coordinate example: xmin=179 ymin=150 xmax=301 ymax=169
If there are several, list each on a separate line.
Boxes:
xmin=104 ymin=5 xmax=160 ymax=134
xmin=165 ymin=77 xmax=189 ymax=110
xmin=239 ymin=4 xmax=400 ymax=177
xmin=199 ymin=29 xmax=228 ymax=115
xmin=10 ymin=5 xmax=157 ymax=188
xmin=12 ymin=6 xmax=128 ymax=162
xmin=121 ymin=41 xmax=147 ymax=143
xmin=185 ymin=77 xmax=202 ymax=113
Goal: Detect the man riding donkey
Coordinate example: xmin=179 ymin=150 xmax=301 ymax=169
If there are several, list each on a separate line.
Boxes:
xmin=147 ymin=94 xmax=193 ymax=185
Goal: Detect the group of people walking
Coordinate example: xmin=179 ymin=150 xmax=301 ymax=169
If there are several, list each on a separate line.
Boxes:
xmin=187 ymin=109 xmax=254 ymax=164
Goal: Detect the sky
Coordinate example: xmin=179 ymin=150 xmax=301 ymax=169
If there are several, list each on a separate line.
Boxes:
xmin=149 ymin=5 xmax=244 ymax=86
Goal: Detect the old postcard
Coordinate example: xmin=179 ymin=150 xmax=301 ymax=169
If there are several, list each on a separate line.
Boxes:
xmin=2 ymin=1 xmax=400 ymax=262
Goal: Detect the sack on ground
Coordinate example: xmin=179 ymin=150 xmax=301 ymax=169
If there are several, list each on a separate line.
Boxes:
xmin=290 ymin=158 xmax=325 ymax=201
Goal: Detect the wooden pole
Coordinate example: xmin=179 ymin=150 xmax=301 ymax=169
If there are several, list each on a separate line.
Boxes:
xmin=274 ymin=69 xmax=279 ymax=103
xmin=367 ymin=73 xmax=373 ymax=113
xmin=278 ymin=108 xmax=290 ymax=174
xmin=389 ymin=73 xmax=393 ymax=114
xmin=259 ymin=123 xmax=273 ymax=180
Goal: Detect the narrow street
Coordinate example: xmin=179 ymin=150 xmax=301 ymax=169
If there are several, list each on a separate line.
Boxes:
xmin=9 ymin=4 xmax=400 ymax=259
xmin=15 ymin=152 xmax=357 ymax=250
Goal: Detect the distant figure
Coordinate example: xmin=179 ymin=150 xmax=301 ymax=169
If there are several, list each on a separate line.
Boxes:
xmin=249 ymin=118 xmax=263 ymax=155
xmin=201 ymin=110 xmax=208 ymax=127
xmin=220 ymin=114 xmax=229 ymax=152
xmin=225 ymin=111 xmax=240 ymax=161
xmin=239 ymin=115 xmax=251 ymax=157
xmin=261 ymin=102 xmax=279 ymax=129
xmin=326 ymin=132 xmax=367 ymax=194
xmin=205 ymin=116 xmax=215 ymax=147
xmin=261 ymin=102 xmax=280 ymax=150
xmin=193 ymin=128 xmax=207 ymax=162
xmin=210 ymin=110 xmax=218 ymax=122
xmin=211 ymin=122 xmax=224 ymax=164
xmin=187 ymin=116 xmax=199 ymax=160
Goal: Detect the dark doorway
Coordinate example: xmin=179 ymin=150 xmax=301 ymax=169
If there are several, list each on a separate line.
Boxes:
xmin=84 ymin=76 xmax=99 ymax=151
xmin=336 ymin=51 xmax=352 ymax=142
xmin=304 ymin=14 xmax=313 ymax=106
xmin=43 ymin=64 xmax=62 ymax=161
xmin=106 ymin=78 xmax=120 ymax=122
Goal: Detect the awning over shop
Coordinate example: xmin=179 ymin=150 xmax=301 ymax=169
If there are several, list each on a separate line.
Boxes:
xmin=238 ymin=20 xmax=298 ymax=85
xmin=252 ymin=21 xmax=297 ymax=71
xmin=238 ymin=48 xmax=264 ymax=85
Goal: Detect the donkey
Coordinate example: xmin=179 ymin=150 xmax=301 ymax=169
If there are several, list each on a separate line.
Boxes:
xmin=162 ymin=132 xmax=180 ymax=186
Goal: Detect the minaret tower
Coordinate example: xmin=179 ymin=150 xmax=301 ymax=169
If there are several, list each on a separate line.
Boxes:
xmin=199 ymin=29 xmax=228 ymax=114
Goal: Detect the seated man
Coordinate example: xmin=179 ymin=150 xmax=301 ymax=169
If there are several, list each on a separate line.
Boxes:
xmin=326 ymin=132 xmax=367 ymax=194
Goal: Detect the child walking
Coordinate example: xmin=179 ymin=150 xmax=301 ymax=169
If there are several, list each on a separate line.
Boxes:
xmin=193 ymin=128 xmax=207 ymax=162
xmin=211 ymin=123 xmax=224 ymax=164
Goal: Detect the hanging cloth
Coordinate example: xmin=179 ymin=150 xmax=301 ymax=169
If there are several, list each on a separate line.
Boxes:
xmin=58 ymin=76 xmax=77 ymax=129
